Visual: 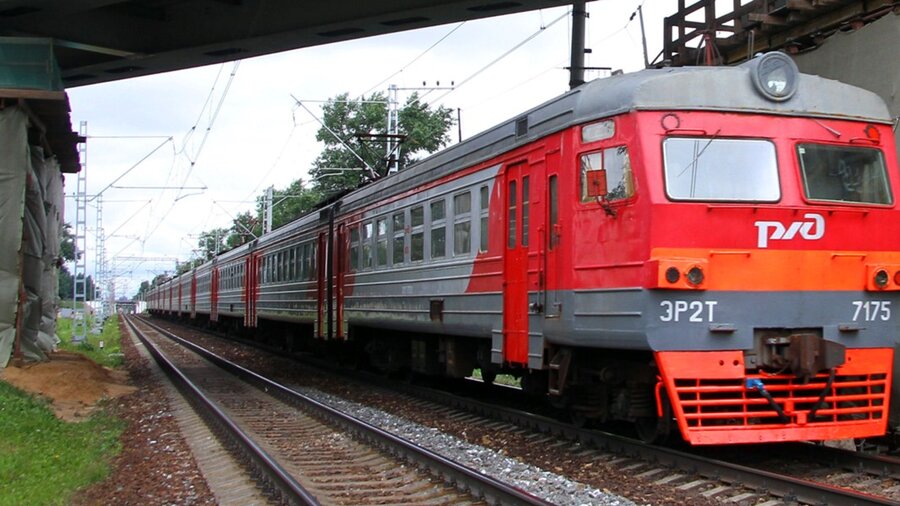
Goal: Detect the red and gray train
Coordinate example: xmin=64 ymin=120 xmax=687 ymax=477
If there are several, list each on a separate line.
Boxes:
xmin=148 ymin=52 xmax=898 ymax=445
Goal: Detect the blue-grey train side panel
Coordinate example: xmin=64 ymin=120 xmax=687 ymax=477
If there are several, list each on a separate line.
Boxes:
xmin=542 ymin=289 xmax=899 ymax=352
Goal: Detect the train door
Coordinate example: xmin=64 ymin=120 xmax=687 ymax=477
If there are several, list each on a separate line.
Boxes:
xmin=316 ymin=232 xmax=327 ymax=338
xmin=190 ymin=272 xmax=197 ymax=319
xmin=335 ymin=223 xmax=346 ymax=339
xmin=243 ymin=252 xmax=259 ymax=328
xmin=210 ymin=266 xmax=219 ymax=322
xmin=544 ymin=161 xmax=562 ymax=319
xmin=503 ymin=161 xmax=534 ymax=365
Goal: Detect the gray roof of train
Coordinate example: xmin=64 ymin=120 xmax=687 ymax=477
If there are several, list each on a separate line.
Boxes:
xmin=335 ymin=59 xmax=890 ymax=215
xmin=246 ymin=57 xmax=890 ymax=249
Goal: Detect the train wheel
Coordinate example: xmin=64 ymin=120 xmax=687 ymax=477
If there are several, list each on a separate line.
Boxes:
xmin=635 ymin=397 xmax=672 ymax=444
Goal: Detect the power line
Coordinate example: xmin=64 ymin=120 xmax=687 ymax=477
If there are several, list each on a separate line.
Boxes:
xmin=359 ymin=21 xmax=466 ymax=98
xmin=427 ymin=9 xmax=570 ymax=106
xmin=88 ymin=137 xmax=174 ymax=202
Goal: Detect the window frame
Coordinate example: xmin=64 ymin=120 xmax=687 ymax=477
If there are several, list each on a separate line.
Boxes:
xmin=453 ymin=191 xmax=472 ymax=257
xmin=579 ymin=144 xmax=636 ymax=205
xmin=796 ymin=142 xmax=892 ymax=207
xmin=430 ymin=199 xmax=447 ymax=260
xmin=479 ymin=185 xmax=490 ymax=253
xmin=662 ymin=136 xmax=781 ymax=203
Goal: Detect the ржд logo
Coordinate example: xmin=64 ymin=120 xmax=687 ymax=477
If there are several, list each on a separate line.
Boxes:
xmin=754 ymin=213 xmax=825 ymax=248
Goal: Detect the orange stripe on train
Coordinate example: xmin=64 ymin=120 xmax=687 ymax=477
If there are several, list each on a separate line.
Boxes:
xmin=649 ymin=248 xmax=900 ymax=291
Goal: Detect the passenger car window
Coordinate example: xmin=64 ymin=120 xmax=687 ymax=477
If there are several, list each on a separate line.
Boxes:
xmin=453 ymin=192 xmax=471 ymax=256
xmin=798 ymin=144 xmax=891 ymax=205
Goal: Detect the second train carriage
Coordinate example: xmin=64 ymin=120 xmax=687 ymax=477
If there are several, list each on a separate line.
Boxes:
xmin=149 ymin=53 xmax=898 ymax=445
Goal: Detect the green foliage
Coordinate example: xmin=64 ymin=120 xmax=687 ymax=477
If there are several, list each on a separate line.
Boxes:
xmin=58 ymin=314 xmax=123 ymax=368
xmin=58 ymin=271 xmax=95 ymax=301
xmin=0 ymin=382 xmax=124 ymax=506
xmin=134 ymin=280 xmax=151 ymax=300
xmin=260 ymin=181 xmax=324 ymax=231
xmin=226 ymin=210 xmax=262 ymax=249
xmin=176 ymin=258 xmax=203 ymax=275
xmin=310 ymin=91 xmax=454 ymax=194
xmin=196 ymin=227 xmax=230 ymax=261
xmin=59 ymin=223 xmax=76 ymax=262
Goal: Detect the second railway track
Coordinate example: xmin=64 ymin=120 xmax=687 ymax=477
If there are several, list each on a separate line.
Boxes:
xmin=124 ymin=315 xmax=557 ymax=506
xmin=142 ymin=315 xmax=900 ymax=506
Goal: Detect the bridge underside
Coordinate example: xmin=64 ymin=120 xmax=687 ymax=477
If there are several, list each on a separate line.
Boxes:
xmin=0 ymin=0 xmax=576 ymax=88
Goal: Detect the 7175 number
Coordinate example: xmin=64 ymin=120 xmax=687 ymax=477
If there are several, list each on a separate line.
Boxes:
xmin=852 ymin=301 xmax=891 ymax=321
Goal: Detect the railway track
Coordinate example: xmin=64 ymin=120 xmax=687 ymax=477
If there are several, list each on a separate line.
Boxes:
xmin=141 ymin=316 xmax=900 ymax=505
xmin=124 ymin=316 xmax=553 ymax=506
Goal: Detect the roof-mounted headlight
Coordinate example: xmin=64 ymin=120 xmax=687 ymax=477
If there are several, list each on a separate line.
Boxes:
xmin=749 ymin=52 xmax=798 ymax=102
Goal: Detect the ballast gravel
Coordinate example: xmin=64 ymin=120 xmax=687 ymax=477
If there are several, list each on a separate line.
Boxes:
xmin=293 ymin=386 xmax=635 ymax=506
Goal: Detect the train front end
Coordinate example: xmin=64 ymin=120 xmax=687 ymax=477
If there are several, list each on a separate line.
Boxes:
xmin=638 ymin=55 xmax=897 ymax=444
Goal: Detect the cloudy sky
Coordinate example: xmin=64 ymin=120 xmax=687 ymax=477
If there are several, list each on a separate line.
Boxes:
xmin=64 ymin=0 xmax=680 ymax=298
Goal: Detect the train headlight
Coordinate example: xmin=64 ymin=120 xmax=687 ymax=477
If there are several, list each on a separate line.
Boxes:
xmin=866 ymin=264 xmax=900 ymax=291
xmin=874 ymin=269 xmax=889 ymax=289
xmin=749 ymin=52 xmax=798 ymax=102
xmin=665 ymin=267 xmax=680 ymax=284
xmin=686 ymin=266 xmax=705 ymax=286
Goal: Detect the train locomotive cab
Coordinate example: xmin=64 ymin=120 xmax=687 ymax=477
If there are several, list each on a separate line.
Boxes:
xmin=549 ymin=53 xmax=896 ymax=445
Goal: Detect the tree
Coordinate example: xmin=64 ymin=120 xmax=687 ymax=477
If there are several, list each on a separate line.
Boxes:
xmin=60 ymin=222 xmax=77 ymax=262
xmin=135 ymin=280 xmax=151 ymax=300
xmin=59 ymin=273 xmax=94 ymax=301
xmin=197 ymin=228 xmax=229 ymax=260
xmin=263 ymin=180 xmax=323 ymax=231
xmin=309 ymin=91 xmax=454 ymax=194
xmin=226 ymin=210 xmax=261 ymax=249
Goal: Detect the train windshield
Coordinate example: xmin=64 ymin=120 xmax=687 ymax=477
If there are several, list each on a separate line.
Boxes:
xmin=798 ymin=144 xmax=891 ymax=205
xmin=663 ymin=137 xmax=779 ymax=201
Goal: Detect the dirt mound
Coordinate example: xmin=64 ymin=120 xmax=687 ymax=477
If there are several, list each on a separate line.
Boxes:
xmin=0 ymin=351 xmax=136 ymax=421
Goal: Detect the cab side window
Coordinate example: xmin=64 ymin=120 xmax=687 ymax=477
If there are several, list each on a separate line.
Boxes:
xmin=580 ymin=146 xmax=633 ymax=203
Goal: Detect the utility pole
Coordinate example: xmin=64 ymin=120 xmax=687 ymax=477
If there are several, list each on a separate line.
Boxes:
xmin=94 ymin=194 xmax=109 ymax=322
xmin=72 ymin=121 xmax=88 ymax=343
xmin=264 ymin=185 xmax=274 ymax=234
xmin=385 ymin=84 xmax=400 ymax=174
xmin=569 ymin=1 xmax=588 ymax=89
xmin=638 ymin=5 xmax=650 ymax=69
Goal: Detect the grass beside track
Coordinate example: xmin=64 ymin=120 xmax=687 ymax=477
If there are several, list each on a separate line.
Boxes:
xmin=0 ymin=380 xmax=124 ymax=505
xmin=58 ymin=313 xmax=124 ymax=368
xmin=0 ymin=313 xmax=127 ymax=505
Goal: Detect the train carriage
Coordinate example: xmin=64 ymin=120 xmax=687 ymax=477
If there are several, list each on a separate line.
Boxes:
xmin=149 ymin=52 xmax=898 ymax=445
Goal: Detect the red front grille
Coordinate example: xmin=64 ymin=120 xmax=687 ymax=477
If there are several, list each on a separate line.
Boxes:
xmin=656 ymin=348 xmax=893 ymax=445
xmin=674 ymin=373 xmax=887 ymax=428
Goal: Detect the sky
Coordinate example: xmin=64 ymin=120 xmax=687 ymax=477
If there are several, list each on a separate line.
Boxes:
xmin=64 ymin=0 xmax=681 ymax=298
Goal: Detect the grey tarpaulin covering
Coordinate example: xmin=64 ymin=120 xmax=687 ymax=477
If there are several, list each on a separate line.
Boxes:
xmin=38 ymin=148 xmax=62 ymax=352
xmin=0 ymin=107 xmax=29 ymax=368
xmin=0 ymin=105 xmax=60 ymax=368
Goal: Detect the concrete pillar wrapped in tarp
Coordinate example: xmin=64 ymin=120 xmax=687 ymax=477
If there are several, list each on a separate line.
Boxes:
xmin=38 ymin=150 xmax=62 ymax=349
xmin=0 ymin=106 xmax=29 ymax=368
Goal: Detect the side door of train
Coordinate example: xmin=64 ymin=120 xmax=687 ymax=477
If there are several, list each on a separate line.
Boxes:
xmin=502 ymin=159 xmax=546 ymax=367
xmin=316 ymin=206 xmax=346 ymax=341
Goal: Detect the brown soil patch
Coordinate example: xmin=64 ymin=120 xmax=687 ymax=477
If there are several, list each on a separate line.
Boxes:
xmin=0 ymin=350 xmax=136 ymax=421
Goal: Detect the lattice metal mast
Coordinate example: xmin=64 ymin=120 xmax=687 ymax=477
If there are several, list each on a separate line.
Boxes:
xmin=72 ymin=121 xmax=88 ymax=342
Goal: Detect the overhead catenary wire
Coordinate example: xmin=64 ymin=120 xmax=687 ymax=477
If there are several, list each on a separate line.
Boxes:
xmin=88 ymin=137 xmax=174 ymax=202
xmin=138 ymin=60 xmax=242 ymax=250
xmin=359 ymin=21 xmax=467 ymax=98
xmin=426 ymin=9 xmax=570 ymax=106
